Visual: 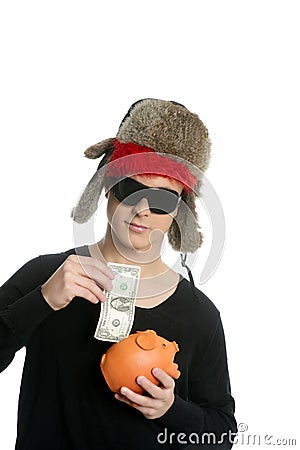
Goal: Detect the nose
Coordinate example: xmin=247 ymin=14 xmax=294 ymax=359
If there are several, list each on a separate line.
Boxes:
xmin=132 ymin=197 xmax=151 ymax=215
xmin=172 ymin=341 xmax=179 ymax=352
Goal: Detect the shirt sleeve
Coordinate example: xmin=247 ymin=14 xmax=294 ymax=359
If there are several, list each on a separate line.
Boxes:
xmin=155 ymin=316 xmax=237 ymax=449
xmin=0 ymin=257 xmax=54 ymax=373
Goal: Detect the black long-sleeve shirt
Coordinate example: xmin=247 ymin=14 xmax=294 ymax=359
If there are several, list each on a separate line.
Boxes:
xmin=0 ymin=246 xmax=236 ymax=449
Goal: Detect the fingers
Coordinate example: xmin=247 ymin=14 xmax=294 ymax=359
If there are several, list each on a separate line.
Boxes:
xmin=77 ymin=263 xmax=114 ymax=292
xmin=72 ymin=285 xmax=102 ymax=305
xmin=114 ymin=392 xmax=139 ymax=408
xmin=150 ymin=368 xmax=175 ymax=389
xmin=115 ymin=389 xmax=153 ymax=409
xmin=74 ymin=277 xmax=107 ymax=303
xmin=115 ymin=369 xmax=175 ymax=413
xmin=133 ymin=369 xmax=174 ymax=399
xmin=66 ymin=255 xmax=114 ymax=292
xmin=74 ymin=255 xmax=115 ymax=281
xmin=115 ymin=381 xmax=175 ymax=420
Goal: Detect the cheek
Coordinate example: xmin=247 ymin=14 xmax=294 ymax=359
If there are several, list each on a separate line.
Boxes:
xmin=153 ymin=215 xmax=174 ymax=233
xmin=106 ymin=192 xmax=120 ymax=218
xmin=106 ymin=201 xmax=115 ymax=222
xmin=107 ymin=199 xmax=121 ymax=227
xmin=106 ymin=195 xmax=130 ymax=230
xmin=106 ymin=199 xmax=114 ymax=223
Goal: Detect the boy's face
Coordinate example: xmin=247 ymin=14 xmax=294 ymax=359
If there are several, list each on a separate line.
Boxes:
xmin=106 ymin=174 xmax=183 ymax=254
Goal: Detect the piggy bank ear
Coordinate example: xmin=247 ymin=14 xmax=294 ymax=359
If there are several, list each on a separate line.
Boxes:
xmin=136 ymin=333 xmax=157 ymax=350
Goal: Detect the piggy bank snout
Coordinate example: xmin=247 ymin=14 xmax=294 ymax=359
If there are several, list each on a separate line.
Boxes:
xmin=160 ymin=340 xmax=179 ymax=353
xmin=172 ymin=341 xmax=179 ymax=352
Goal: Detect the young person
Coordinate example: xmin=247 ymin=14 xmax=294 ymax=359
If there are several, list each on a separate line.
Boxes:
xmin=0 ymin=99 xmax=236 ymax=449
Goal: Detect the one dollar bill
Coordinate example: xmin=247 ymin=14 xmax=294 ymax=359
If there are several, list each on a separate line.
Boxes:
xmin=94 ymin=262 xmax=141 ymax=342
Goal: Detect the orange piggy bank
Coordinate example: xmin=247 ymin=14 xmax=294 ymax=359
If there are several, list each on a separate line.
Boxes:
xmin=100 ymin=329 xmax=180 ymax=394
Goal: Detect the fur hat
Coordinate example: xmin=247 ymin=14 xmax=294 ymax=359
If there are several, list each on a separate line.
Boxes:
xmin=72 ymin=98 xmax=211 ymax=253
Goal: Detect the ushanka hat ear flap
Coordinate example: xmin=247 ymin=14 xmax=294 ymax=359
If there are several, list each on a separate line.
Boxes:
xmin=168 ymin=190 xmax=202 ymax=253
xmin=71 ymin=138 xmax=115 ymax=223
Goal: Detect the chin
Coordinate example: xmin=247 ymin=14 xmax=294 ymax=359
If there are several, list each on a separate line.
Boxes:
xmin=110 ymin=228 xmax=148 ymax=253
xmin=131 ymin=242 xmax=153 ymax=253
xmin=130 ymin=235 xmax=165 ymax=256
xmin=128 ymin=234 xmax=153 ymax=252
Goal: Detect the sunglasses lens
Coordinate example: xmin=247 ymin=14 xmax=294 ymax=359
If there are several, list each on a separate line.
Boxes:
xmin=113 ymin=180 xmax=140 ymax=205
xmin=112 ymin=178 xmax=180 ymax=214
xmin=146 ymin=190 xmax=179 ymax=214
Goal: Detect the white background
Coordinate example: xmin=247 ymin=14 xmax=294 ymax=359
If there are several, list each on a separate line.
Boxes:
xmin=0 ymin=1 xmax=299 ymax=448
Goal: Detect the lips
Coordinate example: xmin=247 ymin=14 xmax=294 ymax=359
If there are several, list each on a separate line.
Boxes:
xmin=126 ymin=221 xmax=150 ymax=233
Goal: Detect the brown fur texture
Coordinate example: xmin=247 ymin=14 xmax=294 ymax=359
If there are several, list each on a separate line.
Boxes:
xmin=72 ymin=99 xmax=211 ymax=253
xmin=71 ymin=170 xmax=105 ymax=224
xmin=117 ymin=99 xmax=210 ymax=173
xmin=84 ymin=138 xmax=116 ymax=160
xmin=168 ymin=191 xmax=203 ymax=253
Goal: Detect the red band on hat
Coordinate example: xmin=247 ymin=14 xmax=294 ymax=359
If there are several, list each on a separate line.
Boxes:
xmin=105 ymin=140 xmax=197 ymax=192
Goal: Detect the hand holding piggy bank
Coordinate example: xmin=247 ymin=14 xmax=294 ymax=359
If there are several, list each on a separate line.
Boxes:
xmin=100 ymin=329 xmax=181 ymax=394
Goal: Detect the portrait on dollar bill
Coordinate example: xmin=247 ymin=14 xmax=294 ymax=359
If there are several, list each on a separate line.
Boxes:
xmin=0 ymin=98 xmax=237 ymax=449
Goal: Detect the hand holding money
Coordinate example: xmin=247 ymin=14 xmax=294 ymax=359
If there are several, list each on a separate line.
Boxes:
xmin=41 ymin=255 xmax=115 ymax=310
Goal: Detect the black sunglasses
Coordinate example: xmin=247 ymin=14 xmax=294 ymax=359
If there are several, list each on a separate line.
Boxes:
xmin=111 ymin=177 xmax=181 ymax=215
